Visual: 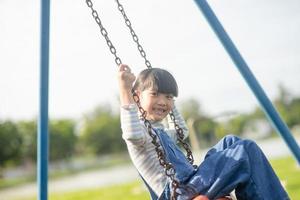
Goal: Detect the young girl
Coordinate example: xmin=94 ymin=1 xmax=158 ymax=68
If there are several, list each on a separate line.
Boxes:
xmin=118 ymin=64 xmax=289 ymax=200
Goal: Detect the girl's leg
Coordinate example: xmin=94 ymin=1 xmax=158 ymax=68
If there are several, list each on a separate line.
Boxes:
xmin=187 ymin=135 xmax=289 ymax=200
xmin=232 ymin=138 xmax=289 ymax=200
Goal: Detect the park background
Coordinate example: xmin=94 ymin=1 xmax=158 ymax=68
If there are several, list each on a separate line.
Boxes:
xmin=0 ymin=0 xmax=300 ymax=199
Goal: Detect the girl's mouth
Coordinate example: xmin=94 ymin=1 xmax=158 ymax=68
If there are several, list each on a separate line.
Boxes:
xmin=153 ymin=108 xmax=166 ymax=115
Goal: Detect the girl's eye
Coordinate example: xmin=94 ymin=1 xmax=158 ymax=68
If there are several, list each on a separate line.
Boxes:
xmin=150 ymin=92 xmax=158 ymax=96
xmin=166 ymin=95 xmax=173 ymax=99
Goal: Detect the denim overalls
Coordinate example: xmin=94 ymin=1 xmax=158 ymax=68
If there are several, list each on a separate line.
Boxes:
xmin=143 ymin=128 xmax=290 ymax=200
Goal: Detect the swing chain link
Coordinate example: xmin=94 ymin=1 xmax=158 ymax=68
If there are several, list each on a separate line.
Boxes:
xmin=113 ymin=1 xmax=196 ymax=168
xmin=115 ymin=0 xmax=152 ymax=69
xmin=114 ymin=0 xmax=196 ymax=168
xmin=86 ymin=0 xmax=122 ymax=66
xmin=133 ymin=92 xmax=179 ymax=200
xmin=169 ymin=111 xmax=195 ymax=166
xmin=86 ymin=1 xmax=196 ymax=198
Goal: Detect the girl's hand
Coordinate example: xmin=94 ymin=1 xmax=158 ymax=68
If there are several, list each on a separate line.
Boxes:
xmin=118 ymin=64 xmax=136 ymax=106
xmin=118 ymin=64 xmax=136 ymax=91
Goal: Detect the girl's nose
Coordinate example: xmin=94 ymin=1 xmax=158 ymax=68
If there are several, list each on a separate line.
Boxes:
xmin=158 ymin=101 xmax=166 ymax=106
xmin=157 ymin=96 xmax=167 ymax=106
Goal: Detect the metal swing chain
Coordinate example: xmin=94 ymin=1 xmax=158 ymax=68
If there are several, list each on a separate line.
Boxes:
xmin=114 ymin=0 xmax=195 ymax=166
xmin=169 ymin=112 xmax=195 ymax=165
xmin=86 ymin=0 xmax=122 ymax=66
xmin=85 ymin=1 xmax=180 ymax=198
xmin=115 ymin=0 xmax=152 ymax=69
xmin=85 ymin=1 xmax=195 ymax=199
xmin=132 ymin=92 xmax=180 ymax=200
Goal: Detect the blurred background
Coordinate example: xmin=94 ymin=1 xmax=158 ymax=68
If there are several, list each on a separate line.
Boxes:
xmin=0 ymin=0 xmax=299 ymax=199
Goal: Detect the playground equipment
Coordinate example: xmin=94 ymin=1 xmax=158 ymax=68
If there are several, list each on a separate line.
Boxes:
xmin=38 ymin=0 xmax=300 ymax=200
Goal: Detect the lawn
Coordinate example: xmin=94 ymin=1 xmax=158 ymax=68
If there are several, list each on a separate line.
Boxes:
xmin=16 ymin=156 xmax=300 ymax=200
xmin=19 ymin=181 xmax=148 ymax=200
xmin=269 ymin=156 xmax=300 ymax=199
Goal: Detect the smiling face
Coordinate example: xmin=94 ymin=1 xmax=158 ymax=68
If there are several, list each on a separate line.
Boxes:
xmin=137 ymin=88 xmax=174 ymax=121
xmin=132 ymin=68 xmax=178 ymax=121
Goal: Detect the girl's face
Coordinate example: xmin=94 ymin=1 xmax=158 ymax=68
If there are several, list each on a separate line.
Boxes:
xmin=137 ymin=88 xmax=174 ymax=121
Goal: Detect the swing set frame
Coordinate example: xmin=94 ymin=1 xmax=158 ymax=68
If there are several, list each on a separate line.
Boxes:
xmin=38 ymin=0 xmax=300 ymax=200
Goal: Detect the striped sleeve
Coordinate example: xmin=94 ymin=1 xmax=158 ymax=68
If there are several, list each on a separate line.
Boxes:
xmin=120 ymin=104 xmax=146 ymax=145
xmin=120 ymin=104 xmax=168 ymax=195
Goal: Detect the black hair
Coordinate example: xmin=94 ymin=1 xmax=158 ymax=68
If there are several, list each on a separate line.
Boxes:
xmin=132 ymin=68 xmax=178 ymax=97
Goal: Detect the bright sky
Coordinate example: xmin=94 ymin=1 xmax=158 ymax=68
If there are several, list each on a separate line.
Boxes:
xmin=0 ymin=0 xmax=299 ymax=120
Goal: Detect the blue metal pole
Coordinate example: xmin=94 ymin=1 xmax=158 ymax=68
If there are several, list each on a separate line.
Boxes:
xmin=38 ymin=0 xmax=50 ymax=200
xmin=193 ymin=0 xmax=300 ymax=164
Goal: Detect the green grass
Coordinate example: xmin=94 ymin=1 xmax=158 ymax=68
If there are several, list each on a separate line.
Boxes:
xmin=0 ymin=176 xmax=35 ymax=190
xmin=0 ymin=154 xmax=131 ymax=189
xmin=270 ymin=156 xmax=300 ymax=199
xmin=17 ymin=181 xmax=149 ymax=200
xmin=11 ymin=156 xmax=300 ymax=200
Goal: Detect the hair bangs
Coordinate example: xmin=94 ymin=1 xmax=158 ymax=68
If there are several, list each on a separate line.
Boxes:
xmin=154 ymin=71 xmax=178 ymax=97
xmin=133 ymin=68 xmax=178 ymax=97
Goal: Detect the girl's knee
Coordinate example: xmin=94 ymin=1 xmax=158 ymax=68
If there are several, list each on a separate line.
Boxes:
xmin=222 ymin=136 xmax=262 ymax=156
xmin=241 ymin=138 xmax=258 ymax=146
xmin=239 ymin=138 xmax=262 ymax=154
xmin=224 ymin=135 xmax=260 ymax=150
xmin=222 ymin=134 xmax=241 ymax=145
xmin=208 ymin=135 xmax=242 ymax=154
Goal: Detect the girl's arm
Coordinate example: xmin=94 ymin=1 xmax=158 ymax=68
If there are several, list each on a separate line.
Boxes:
xmin=118 ymin=64 xmax=135 ymax=106
xmin=118 ymin=64 xmax=146 ymax=145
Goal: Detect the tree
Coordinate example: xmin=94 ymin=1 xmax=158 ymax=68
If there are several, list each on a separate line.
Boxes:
xmin=0 ymin=121 xmax=22 ymax=168
xmin=226 ymin=114 xmax=249 ymax=136
xmin=180 ymin=98 xmax=205 ymax=120
xmin=180 ymin=98 xmax=217 ymax=148
xmin=49 ymin=119 xmax=77 ymax=161
xmin=80 ymin=105 xmax=126 ymax=155
xmin=257 ymin=85 xmax=300 ymax=131
xmin=18 ymin=120 xmax=37 ymax=163
xmin=287 ymin=98 xmax=300 ymax=127
xmin=273 ymin=84 xmax=292 ymax=124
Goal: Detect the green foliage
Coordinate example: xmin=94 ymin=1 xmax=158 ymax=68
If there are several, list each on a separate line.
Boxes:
xmin=226 ymin=114 xmax=249 ymax=136
xmin=17 ymin=120 xmax=37 ymax=162
xmin=0 ymin=119 xmax=77 ymax=188
xmin=287 ymin=98 xmax=300 ymax=127
xmin=215 ymin=123 xmax=227 ymax=139
xmin=0 ymin=121 xmax=22 ymax=167
xmin=180 ymin=98 xmax=218 ymax=146
xmin=194 ymin=117 xmax=217 ymax=147
xmin=17 ymin=119 xmax=77 ymax=162
xmin=271 ymin=85 xmax=300 ymax=128
xmin=1 ymin=86 xmax=300 ymax=167
xmin=80 ymin=105 xmax=126 ymax=155
xmin=180 ymin=98 xmax=204 ymax=120
xmin=49 ymin=119 xmax=77 ymax=161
